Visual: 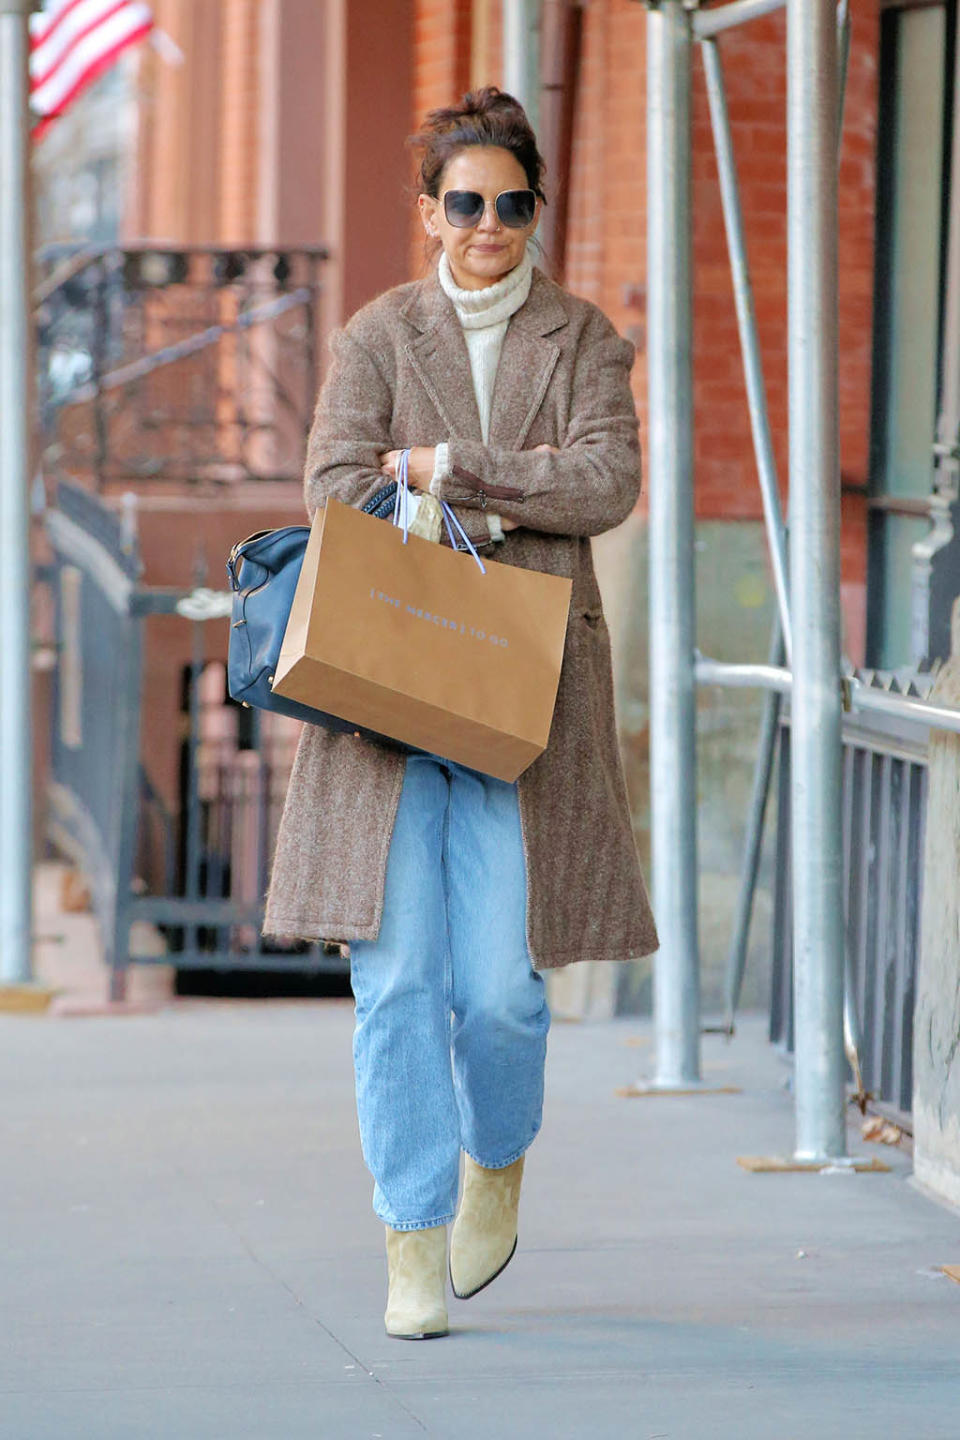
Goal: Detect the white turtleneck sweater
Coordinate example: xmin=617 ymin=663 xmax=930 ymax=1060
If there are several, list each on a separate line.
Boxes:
xmin=406 ymin=244 xmax=534 ymax=546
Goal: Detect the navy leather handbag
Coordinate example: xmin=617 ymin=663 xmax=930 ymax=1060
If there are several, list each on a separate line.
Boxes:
xmin=225 ymin=479 xmax=401 ymax=736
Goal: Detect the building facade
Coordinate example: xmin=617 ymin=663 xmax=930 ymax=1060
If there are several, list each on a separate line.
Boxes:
xmin=35 ymin=0 xmax=959 ymax=1013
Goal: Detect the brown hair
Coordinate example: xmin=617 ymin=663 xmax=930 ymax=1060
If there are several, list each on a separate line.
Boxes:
xmin=409 ymin=86 xmax=547 ymax=200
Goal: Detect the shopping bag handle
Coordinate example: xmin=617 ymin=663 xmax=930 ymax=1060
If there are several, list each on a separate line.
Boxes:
xmin=438 ymin=496 xmax=486 ymax=573
xmin=391 ymin=448 xmax=486 ymax=574
xmin=391 ymin=448 xmax=413 ymax=540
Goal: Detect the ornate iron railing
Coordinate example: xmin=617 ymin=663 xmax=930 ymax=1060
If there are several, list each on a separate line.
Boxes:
xmin=34 ymin=243 xmax=328 ymax=489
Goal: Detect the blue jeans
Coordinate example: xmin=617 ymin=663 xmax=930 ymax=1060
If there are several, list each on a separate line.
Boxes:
xmin=349 ymin=752 xmax=551 ymax=1230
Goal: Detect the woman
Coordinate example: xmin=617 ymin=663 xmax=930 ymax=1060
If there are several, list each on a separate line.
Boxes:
xmin=265 ymin=87 xmax=658 ymax=1340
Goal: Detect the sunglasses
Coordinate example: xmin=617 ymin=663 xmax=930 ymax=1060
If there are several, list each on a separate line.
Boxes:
xmin=441 ymin=188 xmax=538 ymax=230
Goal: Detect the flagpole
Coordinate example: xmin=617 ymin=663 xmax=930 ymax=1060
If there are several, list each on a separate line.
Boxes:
xmin=0 ymin=0 xmax=38 ymax=985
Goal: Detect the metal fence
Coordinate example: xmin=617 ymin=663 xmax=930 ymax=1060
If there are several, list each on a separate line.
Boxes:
xmin=769 ymin=681 xmax=931 ymax=1118
xmin=44 ymin=482 xmax=343 ymax=998
xmin=45 ymin=482 xmax=143 ymax=981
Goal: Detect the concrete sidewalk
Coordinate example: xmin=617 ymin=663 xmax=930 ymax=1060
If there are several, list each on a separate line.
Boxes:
xmin=1 ymin=1001 xmax=958 ymax=1440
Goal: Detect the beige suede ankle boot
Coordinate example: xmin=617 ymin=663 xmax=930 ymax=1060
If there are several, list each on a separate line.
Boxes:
xmin=449 ymin=1154 xmax=525 ymax=1300
xmin=384 ymin=1224 xmax=449 ymax=1339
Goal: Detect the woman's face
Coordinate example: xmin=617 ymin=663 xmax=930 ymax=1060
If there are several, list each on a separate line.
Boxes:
xmin=418 ymin=146 xmax=541 ymax=291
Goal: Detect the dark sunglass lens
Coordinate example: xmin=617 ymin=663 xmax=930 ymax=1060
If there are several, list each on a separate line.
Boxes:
xmin=496 ymin=190 xmax=536 ymax=227
xmin=443 ymin=190 xmax=484 ymax=227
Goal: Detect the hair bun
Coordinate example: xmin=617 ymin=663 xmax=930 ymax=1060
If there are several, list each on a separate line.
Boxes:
xmin=409 ymin=86 xmax=546 ymax=201
xmin=463 ymin=85 xmax=527 ymax=118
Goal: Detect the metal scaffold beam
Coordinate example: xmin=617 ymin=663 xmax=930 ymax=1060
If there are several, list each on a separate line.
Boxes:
xmin=0 ymin=0 xmax=36 ymax=984
xmin=786 ymin=0 xmax=847 ymax=1160
xmin=502 ymin=0 xmax=540 ymax=123
xmin=643 ymin=0 xmax=850 ymax=1153
xmin=646 ymin=0 xmax=700 ymax=1087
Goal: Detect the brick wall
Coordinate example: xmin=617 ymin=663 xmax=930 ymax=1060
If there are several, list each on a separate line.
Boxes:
xmin=410 ymin=0 xmax=473 ymax=275
xmin=685 ymin=6 xmax=878 ymax=525
xmin=218 ymin=0 xmax=262 ymax=244
xmin=132 ymin=0 xmax=262 ymax=247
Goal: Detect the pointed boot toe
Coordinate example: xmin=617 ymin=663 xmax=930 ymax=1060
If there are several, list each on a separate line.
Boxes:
xmin=384 ymin=1224 xmax=449 ymax=1339
xmin=450 ymin=1154 xmax=525 ymax=1300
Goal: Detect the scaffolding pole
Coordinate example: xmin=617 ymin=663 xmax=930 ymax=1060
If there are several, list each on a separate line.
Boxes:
xmin=786 ymin=0 xmax=847 ymax=1159
xmin=700 ymin=38 xmax=791 ymax=658
xmin=502 ymin=0 xmax=539 ymax=122
xmin=0 ymin=0 xmax=35 ymax=984
xmin=646 ymin=0 xmax=700 ymax=1086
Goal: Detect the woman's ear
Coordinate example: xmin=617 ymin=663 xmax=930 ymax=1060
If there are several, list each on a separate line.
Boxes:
xmin=418 ymin=193 xmax=440 ymax=238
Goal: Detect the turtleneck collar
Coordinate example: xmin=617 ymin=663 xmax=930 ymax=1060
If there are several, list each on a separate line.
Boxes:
xmin=438 ymin=242 xmax=535 ymax=330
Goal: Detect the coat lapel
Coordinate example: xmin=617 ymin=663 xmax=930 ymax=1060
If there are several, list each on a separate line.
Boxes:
xmin=487 ymin=279 xmax=566 ymax=450
xmin=401 ymin=280 xmax=484 ymax=441
xmin=400 ymin=267 xmax=568 ymax=449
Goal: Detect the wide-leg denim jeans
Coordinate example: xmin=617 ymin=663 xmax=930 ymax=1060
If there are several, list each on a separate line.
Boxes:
xmin=349 ymin=751 xmax=551 ymax=1231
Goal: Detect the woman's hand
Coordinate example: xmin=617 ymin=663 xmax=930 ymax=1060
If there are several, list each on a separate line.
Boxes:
xmin=497 ymin=444 xmax=557 ymax=531
xmin=378 ymin=447 xmax=435 ymax=491
xmin=378 ymin=442 xmax=557 ymax=530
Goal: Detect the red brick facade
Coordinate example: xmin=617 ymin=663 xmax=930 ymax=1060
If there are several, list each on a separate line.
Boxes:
xmin=218 ymin=0 xmax=261 ymax=246
xmin=409 ymin=0 xmax=473 ymax=273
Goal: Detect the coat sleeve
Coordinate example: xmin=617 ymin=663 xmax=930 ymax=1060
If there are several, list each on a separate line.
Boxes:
xmin=434 ymin=308 xmax=642 ymax=537
xmin=303 ymin=328 xmax=495 ymax=549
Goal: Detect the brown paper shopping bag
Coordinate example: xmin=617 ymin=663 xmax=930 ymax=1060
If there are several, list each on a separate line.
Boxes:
xmin=272 ymin=498 xmax=572 ymax=782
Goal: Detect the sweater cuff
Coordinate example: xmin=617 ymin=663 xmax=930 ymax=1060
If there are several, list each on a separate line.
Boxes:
xmin=485 ymin=512 xmax=505 ymax=543
xmin=429 ymin=443 xmax=450 ymax=497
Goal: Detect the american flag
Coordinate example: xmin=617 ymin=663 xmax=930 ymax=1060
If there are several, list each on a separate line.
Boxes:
xmin=29 ymin=0 xmax=154 ymax=142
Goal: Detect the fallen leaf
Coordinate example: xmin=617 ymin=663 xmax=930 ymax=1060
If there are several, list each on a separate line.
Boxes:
xmin=862 ymin=1116 xmax=903 ymax=1146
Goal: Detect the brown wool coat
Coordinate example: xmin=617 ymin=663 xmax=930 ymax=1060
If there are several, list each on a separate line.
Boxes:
xmin=263 ymin=264 xmax=659 ymax=969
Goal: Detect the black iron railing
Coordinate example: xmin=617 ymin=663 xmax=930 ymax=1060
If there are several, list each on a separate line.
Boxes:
xmin=34 ymin=243 xmax=327 ymax=489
